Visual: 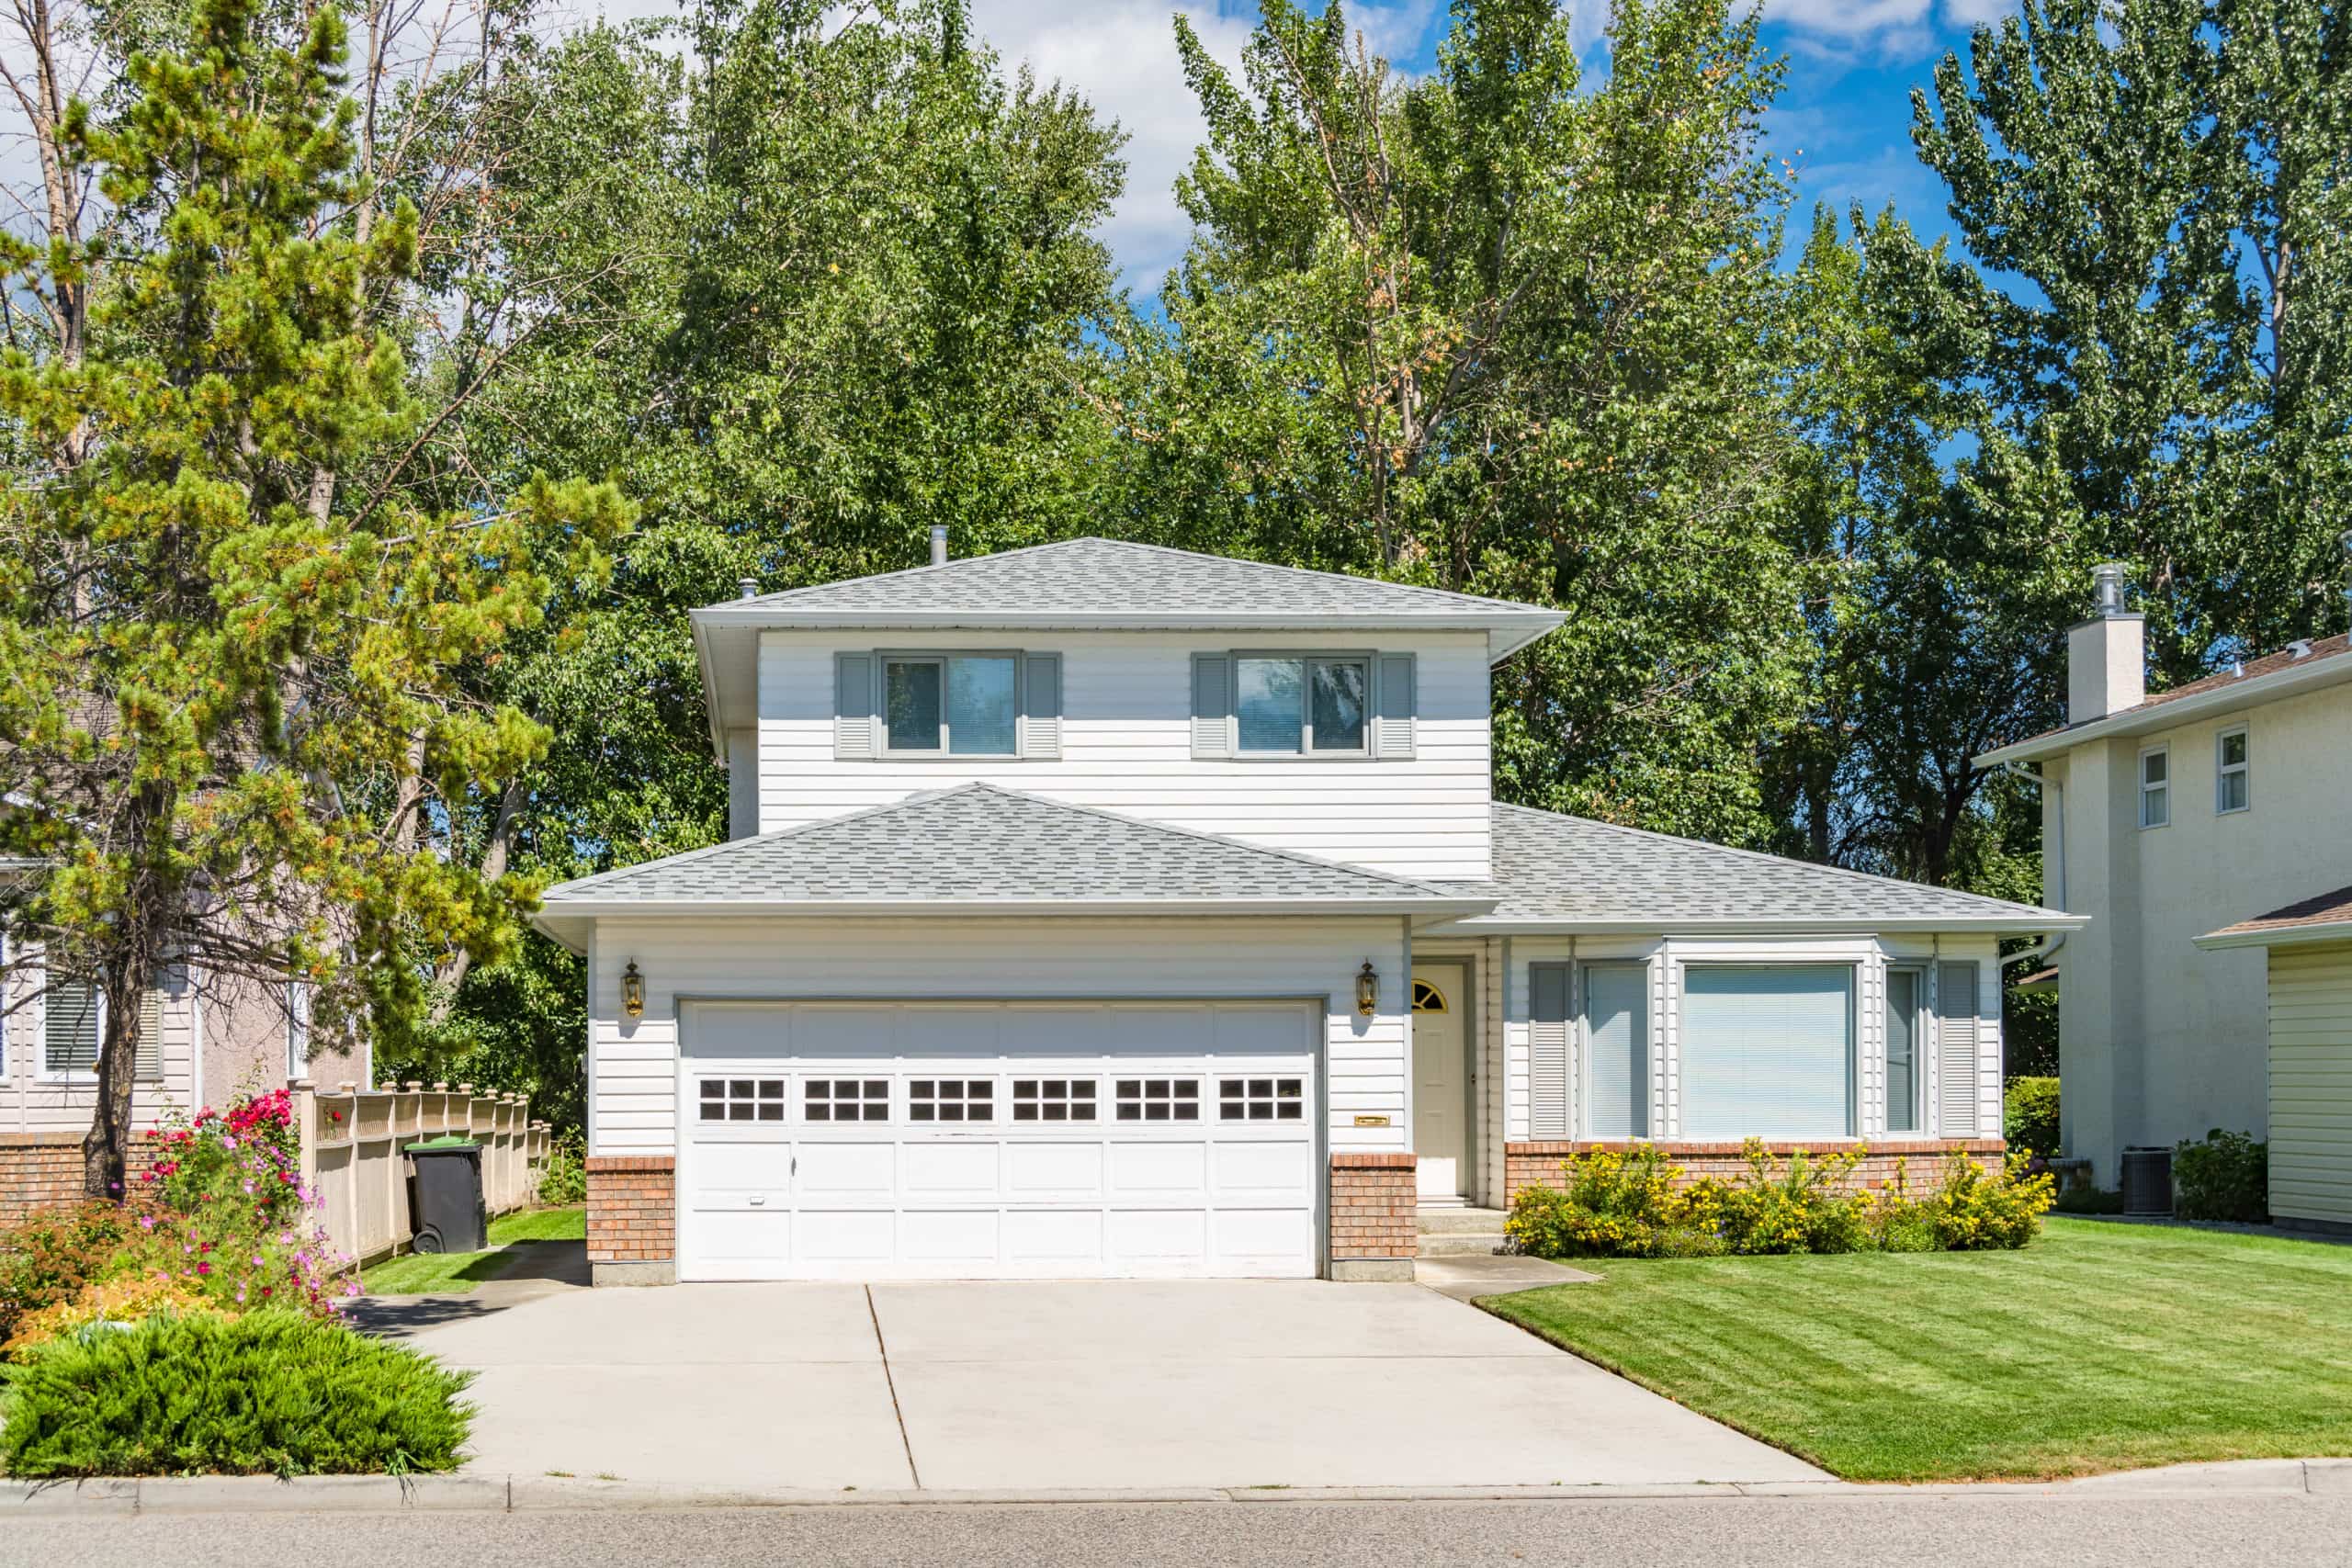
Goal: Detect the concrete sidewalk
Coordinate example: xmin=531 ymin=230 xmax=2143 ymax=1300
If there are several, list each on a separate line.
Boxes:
xmin=367 ymin=1278 xmax=1820 ymax=1492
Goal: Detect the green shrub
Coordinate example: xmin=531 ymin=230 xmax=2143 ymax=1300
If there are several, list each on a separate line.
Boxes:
xmin=2052 ymin=1183 xmax=2124 ymax=1215
xmin=0 ymin=1203 xmax=148 ymax=1350
xmin=1506 ymin=1146 xmax=1713 ymax=1258
xmin=2174 ymin=1128 xmax=2267 ymax=1223
xmin=537 ymin=1131 xmax=587 ymax=1206
xmin=1860 ymin=1158 xmax=1938 ymax=1252
xmin=1684 ymin=1143 xmax=1871 ymax=1256
xmin=2004 ymin=1076 xmax=2061 ymax=1156
xmin=1925 ymin=1150 xmax=2055 ymax=1249
xmin=0 ymin=1310 xmax=474 ymax=1477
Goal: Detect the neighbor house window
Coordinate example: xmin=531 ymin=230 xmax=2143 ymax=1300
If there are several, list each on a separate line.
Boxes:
xmin=2138 ymin=746 xmax=2169 ymax=829
xmin=1884 ymin=967 xmax=1924 ymax=1134
xmin=884 ymin=654 xmax=1017 ymax=755
xmin=2216 ymin=727 xmax=2249 ymax=814
xmin=1235 ymin=656 xmax=1367 ymax=754
xmin=286 ymin=980 xmax=311 ymax=1077
xmin=1679 ymin=965 xmax=1855 ymax=1141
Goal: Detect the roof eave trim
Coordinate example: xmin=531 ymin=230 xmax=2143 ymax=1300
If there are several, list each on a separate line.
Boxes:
xmin=1974 ymin=653 xmax=2352 ymax=767
xmin=2192 ymin=919 xmax=2352 ymax=952
xmin=1430 ymin=913 xmax=2089 ymax=936
xmin=692 ymin=604 xmax=1562 ymax=637
xmin=692 ymin=617 xmax=728 ymax=761
xmin=537 ymin=895 xmax=1499 ymax=920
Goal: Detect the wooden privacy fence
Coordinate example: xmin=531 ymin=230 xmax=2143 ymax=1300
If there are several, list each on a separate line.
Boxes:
xmin=292 ymin=1078 xmax=552 ymax=1266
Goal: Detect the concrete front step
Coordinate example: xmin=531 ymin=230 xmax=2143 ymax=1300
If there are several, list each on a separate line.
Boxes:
xmin=1417 ymin=1206 xmax=1510 ymax=1235
xmin=1417 ymin=1231 xmax=1510 ymax=1258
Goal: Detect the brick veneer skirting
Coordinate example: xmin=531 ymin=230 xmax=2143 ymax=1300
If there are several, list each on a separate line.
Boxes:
xmin=586 ymin=1155 xmax=675 ymax=1286
xmin=1503 ymin=1139 xmax=2007 ymax=1207
xmin=0 ymin=1133 xmax=162 ymax=1225
xmin=1329 ymin=1152 xmax=1417 ymax=1279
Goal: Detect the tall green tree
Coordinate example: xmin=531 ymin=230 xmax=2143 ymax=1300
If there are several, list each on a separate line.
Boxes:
xmin=1915 ymin=0 xmax=2352 ymax=678
xmin=0 ymin=0 xmax=626 ymax=1193
xmin=1151 ymin=0 xmax=1807 ymax=840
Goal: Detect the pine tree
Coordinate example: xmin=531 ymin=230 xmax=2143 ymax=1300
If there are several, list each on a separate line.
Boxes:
xmin=0 ymin=0 xmax=629 ymax=1196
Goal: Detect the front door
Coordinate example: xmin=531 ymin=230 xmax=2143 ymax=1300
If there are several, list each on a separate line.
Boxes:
xmin=1411 ymin=966 xmax=1468 ymax=1202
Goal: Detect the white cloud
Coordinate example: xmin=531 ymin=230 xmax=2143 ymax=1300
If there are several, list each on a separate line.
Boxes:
xmin=1759 ymin=0 xmax=2013 ymax=49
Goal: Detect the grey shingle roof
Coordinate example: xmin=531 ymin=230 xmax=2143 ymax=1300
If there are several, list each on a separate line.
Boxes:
xmin=1435 ymin=805 xmax=2076 ymax=931
xmin=700 ymin=537 xmax=1555 ymax=624
xmin=541 ymin=784 xmax=1476 ymax=909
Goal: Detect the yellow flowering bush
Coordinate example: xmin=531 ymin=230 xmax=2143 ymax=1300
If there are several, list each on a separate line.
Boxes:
xmin=1508 ymin=1142 xmax=2055 ymax=1259
xmin=3 ymin=1274 xmax=214 ymax=1359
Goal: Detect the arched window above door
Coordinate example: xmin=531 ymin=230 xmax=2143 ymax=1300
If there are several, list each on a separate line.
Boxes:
xmin=1411 ymin=979 xmax=1448 ymax=1013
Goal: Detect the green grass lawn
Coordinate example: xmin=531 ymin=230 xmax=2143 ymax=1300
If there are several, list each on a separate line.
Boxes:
xmin=361 ymin=1206 xmax=585 ymax=1295
xmin=1484 ymin=1217 xmax=2352 ymax=1483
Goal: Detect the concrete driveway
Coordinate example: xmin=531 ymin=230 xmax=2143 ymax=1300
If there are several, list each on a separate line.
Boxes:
xmin=378 ymin=1277 xmax=1821 ymax=1492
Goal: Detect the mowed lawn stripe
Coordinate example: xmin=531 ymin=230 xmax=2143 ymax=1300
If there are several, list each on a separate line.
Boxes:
xmin=1483 ymin=1218 xmax=2352 ymax=1481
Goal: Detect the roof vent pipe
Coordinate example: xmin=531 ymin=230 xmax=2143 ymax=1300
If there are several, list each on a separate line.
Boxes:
xmin=738 ymin=576 xmax=758 ymax=601
xmin=930 ymin=525 xmax=948 ymax=567
xmin=2091 ymin=560 xmax=2130 ymax=618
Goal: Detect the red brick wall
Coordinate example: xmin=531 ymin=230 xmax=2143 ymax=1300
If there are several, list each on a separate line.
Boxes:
xmin=1503 ymin=1139 xmax=2006 ymax=1207
xmin=0 ymin=1134 xmax=162 ymax=1226
xmin=585 ymin=1155 xmax=675 ymax=1266
xmin=1329 ymin=1152 xmax=1418 ymax=1261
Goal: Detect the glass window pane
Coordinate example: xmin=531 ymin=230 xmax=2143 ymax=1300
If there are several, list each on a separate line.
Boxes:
xmin=887 ymin=660 xmax=943 ymax=750
xmin=1236 ymin=659 xmax=1305 ymax=752
xmin=2142 ymin=750 xmax=2166 ymax=784
xmin=1679 ymin=966 xmax=1853 ymax=1140
xmin=2221 ymin=772 xmax=2248 ymax=812
xmin=1309 ymin=660 xmax=1367 ymax=750
xmin=946 ymin=657 xmax=1017 ymax=755
xmin=1885 ymin=969 xmax=1918 ymax=1134
xmin=2143 ymin=784 xmax=2168 ymax=828
xmin=2221 ymin=731 xmax=2246 ymax=767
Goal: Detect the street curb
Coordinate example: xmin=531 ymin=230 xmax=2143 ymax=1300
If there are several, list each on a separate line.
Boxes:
xmin=7 ymin=1461 xmax=2347 ymax=1515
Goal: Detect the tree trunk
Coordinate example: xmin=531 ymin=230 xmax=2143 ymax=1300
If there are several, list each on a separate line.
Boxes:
xmin=81 ymin=965 xmax=143 ymax=1200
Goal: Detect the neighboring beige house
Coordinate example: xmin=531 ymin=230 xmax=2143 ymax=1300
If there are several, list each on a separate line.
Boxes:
xmin=535 ymin=535 xmax=2074 ymax=1286
xmin=1977 ymin=559 xmax=2352 ymax=1224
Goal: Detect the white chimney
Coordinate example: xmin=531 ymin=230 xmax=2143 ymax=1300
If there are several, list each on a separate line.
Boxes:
xmin=930 ymin=525 xmax=948 ymax=567
xmin=2067 ymin=561 xmax=2145 ymax=723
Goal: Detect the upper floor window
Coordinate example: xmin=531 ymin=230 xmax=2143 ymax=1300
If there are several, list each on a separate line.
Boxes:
xmin=1238 ymin=656 xmax=1366 ymax=754
xmin=2138 ymin=746 xmax=2169 ymax=829
xmin=886 ymin=655 xmax=1016 ymax=756
xmin=2215 ymin=726 xmax=2249 ymax=814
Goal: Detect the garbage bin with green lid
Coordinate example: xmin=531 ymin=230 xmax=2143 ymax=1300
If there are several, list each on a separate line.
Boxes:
xmin=405 ymin=1137 xmax=488 ymax=1253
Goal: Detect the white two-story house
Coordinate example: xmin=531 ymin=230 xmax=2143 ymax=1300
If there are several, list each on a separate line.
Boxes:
xmin=534 ymin=536 xmax=2075 ymax=1284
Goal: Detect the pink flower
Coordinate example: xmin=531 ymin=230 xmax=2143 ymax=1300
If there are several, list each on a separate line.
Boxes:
xmin=196 ymin=1261 xmax=211 ymax=1276
xmin=138 ymin=1214 xmax=156 ymax=1231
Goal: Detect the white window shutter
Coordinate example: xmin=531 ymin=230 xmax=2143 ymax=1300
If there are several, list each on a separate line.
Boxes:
xmin=45 ymin=978 xmax=98 ymax=1075
xmin=1373 ymin=652 xmax=1417 ymax=759
xmin=1191 ymin=655 xmax=1232 ymax=759
xmin=136 ymin=986 xmax=163 ymax=1081
xmin=1021 ymin=653 xmax=1062 ymax=759
xmin=1529 ymin=962 xmax=1571 ymax=1138
xmin=834 ymin=652 xmax=876 ymax=759
xmin=1938 ymin=961 xmax=1982 ymax=1137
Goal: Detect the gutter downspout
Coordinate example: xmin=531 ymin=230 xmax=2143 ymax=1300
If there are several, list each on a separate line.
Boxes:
xmin=1998 ymin=762 xmax=2065 ymax=967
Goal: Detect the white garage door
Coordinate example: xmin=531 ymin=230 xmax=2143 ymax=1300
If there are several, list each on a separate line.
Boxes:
xmin=678 ymin=1000 xmax=1320 ymax=1281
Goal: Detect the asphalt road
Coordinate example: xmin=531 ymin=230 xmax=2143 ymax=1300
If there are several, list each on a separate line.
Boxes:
xmin=9 ymin=1495 xmax=2351 ymax=1567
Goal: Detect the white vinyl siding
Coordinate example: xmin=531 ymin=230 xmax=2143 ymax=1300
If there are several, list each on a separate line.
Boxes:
xmin=1581 ymin=962 xmax=1648 ymax=1139
xmin=2267 ymin=943 xmax=2352 ymax=1227
xmin=588 ymin=915 xmax=1407 ymax=1158
xmin=1679 ymin=966 xmax=1854 ymax=1141
xmin=763 ymin=631 xmax=1489 ymax=879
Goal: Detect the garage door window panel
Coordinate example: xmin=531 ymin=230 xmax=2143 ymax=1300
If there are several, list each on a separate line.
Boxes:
xmin=1115 ymin=1077 xmax=1202 ymax=1122
xmin=806 ymin=1077 xmax=891 ymax=1122
xmin=1012 ymin=1078 xmax=1098 ymax=1122
xmin=1679 ymin=965 xmax=1856 ymax=1141
xmin=1219 ymin=1077 xmax=1304 ymax=1121
xmin=910 ymin=1078 xmax=996 ymax=1122
xmin=699 ymin=1077 xmax=786 ymax=1122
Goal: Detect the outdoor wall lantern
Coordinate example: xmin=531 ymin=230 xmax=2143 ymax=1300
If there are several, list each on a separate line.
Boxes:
xmin=1355 ymin=961 xmax=1379 ymax=1018
xmin=621 ymin=959 xmax=645 ymax=1020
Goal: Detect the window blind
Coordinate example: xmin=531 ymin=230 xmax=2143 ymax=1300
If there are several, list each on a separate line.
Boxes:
xmin=1679 ymin=966 xmax=1854 ymax=1140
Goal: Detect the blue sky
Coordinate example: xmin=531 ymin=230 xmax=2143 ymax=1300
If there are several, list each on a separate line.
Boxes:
xmin=947 ymin=0 xmax=2018 ymax=292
